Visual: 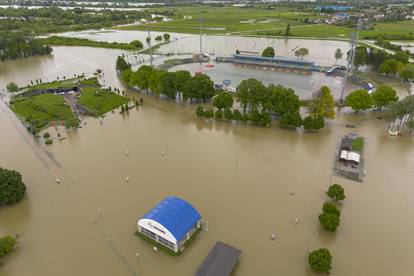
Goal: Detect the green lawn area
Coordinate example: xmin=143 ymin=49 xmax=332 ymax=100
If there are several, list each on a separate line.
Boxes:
xmin=80 ymin=77 xmax=100 ymax=87
xmin=118 ymin=6 xmax=314 ymax=34
xmin=10 ymin=94 xmax=79 ymax=132
xmin=351 ymin=137 xmax=365 ymax=153
xmin=27 ymin=78 xmax=80 ymax=91
xmin=78 ymin=87 xmax=128 ymax=116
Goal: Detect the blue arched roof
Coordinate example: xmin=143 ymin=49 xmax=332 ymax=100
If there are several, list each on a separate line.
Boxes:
xmin=143 ymin=197 xmax=201 ymax=241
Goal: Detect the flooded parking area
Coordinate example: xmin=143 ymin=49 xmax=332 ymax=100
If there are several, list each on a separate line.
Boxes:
xmin=1 ymin=37 xmax=414 ymax=276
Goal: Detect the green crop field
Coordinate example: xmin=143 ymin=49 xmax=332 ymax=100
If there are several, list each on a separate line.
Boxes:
xmin=11 ymin=94 xmax=79 ymax=132
xmin=78 ymin=87 xmax=128 ymax=116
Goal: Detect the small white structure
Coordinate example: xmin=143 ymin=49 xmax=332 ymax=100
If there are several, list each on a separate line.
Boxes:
xmin=340 ymin=150 xmax=360 ymax=164
xmin=137 ymin=197 xmax=201 ymax=253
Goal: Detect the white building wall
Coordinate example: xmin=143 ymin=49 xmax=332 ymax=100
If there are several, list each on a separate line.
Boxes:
xmin=138 ymin=218 xmax=177 ymax=244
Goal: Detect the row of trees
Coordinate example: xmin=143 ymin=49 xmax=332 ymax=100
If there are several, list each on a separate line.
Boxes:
xmin=345 ymin=86 xmax=399 ymax=112
xmin=261 ymin=46 xmax=309 ymax=59
xmin=308 ymin=184 xmax=345 ymax=273
xmin=121 ymin=65 xmax=215 ymax=103
xmin=0 ymin=32 xmax=53 ymax=61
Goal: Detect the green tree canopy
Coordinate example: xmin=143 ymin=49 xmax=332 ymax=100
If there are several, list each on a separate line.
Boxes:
xmin=322 ymin=202 xmax=341 ymax=217
xmin=294 ymin=48 xmax=309 ymax=59
xmin=379 ymin=58 xmax=404 ymax=77
xmin=327 ymin=184 xmax=345 ymax=201
xmin=163 ymin=33 xmax=171 ymax=40
xmin=392 ymin=51 xmax=410 ymax=64
xmin=129 ymin=40 xmax=143 ymax=49
xmin=0 ymin=235 xmax=17 ymax=257
xmin=308 ymin=248 xmax=333 ymax=273
xmin=0 ymin=167 xmax=26 ymax=206
xmin=175 ymin=70 xmax=192 ymax=92
xmin=319 ymin=212 xmax=340 ymax=231
xmin=6 ymin=82 xmax=19 ymax=92
xmin=349 ymin=46 xmax=368 ymax=71
xmin=196 ymin=106 xmax=205 ymax=117
xmin=368 ymin=49 xmax=389 ymax=71
xmin=261 ymin=47 xmax=275 ymax=58
xmin=303 ymin=115 xmax=325 ymax=131
xmin=116 ymin=56 xmax=131 ymax=72
xmin=372 ymin=86 xmax=398 ymax=110
xmin=399 ymin=64 xmax=414 ymax=83
xmin=183 ymin=74 xmax=214 ymax=102
xmin=279 ymin=111 xmax=302 ymax=129
xmin=334 ymin=48 xmax=343 ymax=63
xmin=213 ymin=92 xmax=234 ymax=110
xmin=345 ymin=89 xmax=373 ymax=112
xmin=309 ymin=86 xmax=335 ymax=119
xmin=158 ymin=71 xmax=178 ymax=98
xmin=154 ymin=35 xmax=162 ymax=41
xmin=130 ymin=65 xmax=154 ymax=91
xmin=236 ymin=78 xmax=266 ymax=113
xmin=270 ymin=85 xmax=301 ymax=115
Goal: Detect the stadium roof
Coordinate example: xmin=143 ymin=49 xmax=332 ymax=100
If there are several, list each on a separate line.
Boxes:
xmin=143 ymin=197 xmax=201 ymax=241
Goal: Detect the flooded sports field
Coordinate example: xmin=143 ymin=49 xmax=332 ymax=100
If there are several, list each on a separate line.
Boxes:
xmin=1 ymin=33 xmax=414 ymax=276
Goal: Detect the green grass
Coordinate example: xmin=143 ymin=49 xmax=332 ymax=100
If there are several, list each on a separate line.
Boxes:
xmin=78 ymin=87 xmax=128 ymax=116
xmin=118 ymin=6 xmax=312 ymax=35
xmin=352 ymin=137 xmax=364 ymax=153
xmin=27 ymin=79 xmax=78 ymax=91
xmin=80 ymin=77 xmax=100 ymax=87
xmin=10 ymin=94 xmax=79 ymax=132
xmin=38 ymin=36 xmax=143 ymax=50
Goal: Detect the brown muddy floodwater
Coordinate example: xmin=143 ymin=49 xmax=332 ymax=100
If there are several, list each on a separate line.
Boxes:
xmin=1 ymin=45 xmax=414 ymax=276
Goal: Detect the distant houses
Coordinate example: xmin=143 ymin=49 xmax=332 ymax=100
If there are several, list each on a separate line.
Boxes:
xmin=137 ymin=196 xmax=201 ymax=254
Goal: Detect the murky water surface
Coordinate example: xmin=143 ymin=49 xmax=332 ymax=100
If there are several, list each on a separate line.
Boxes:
xmin=0 ymin=34 xmax=414 ymax=276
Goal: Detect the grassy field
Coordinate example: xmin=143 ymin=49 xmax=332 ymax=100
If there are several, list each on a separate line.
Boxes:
xmin=78 ymin=87 xmax=128 ymax=116
xmin=27 ymin=79 xmax=78 ymax=91
xmin=118 ymin=6 xmax=414 ymax=40
xmin=11 ymin=94 xmax=79 ymax=132
xmin=118 ymin=6 xmax=313 ymax=34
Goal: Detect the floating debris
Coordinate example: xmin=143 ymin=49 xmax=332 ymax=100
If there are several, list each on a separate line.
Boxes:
xmin=161 ymin=151 xmax=165 ymax=156
xmin=126 ymin=176 xmax=130 ymax=182
xmin=153 ymin=246 xmax=158 ymax=252
xmin=294 ymin=218 xmax=299 ymax=225
xmin=125 ymin=150 xmax=129 ymax=156
xmin=56 ymin=178 xmax=61 ymax=183
xmin=270 ymin=233 xmax=276 ymax=240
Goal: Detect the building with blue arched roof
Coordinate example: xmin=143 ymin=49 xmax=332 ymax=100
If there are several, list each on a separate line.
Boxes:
xmin=137 ymin=196 xmax=201 ymax=253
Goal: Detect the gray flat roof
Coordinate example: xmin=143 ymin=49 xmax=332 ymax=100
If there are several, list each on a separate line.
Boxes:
xmin=195 ymin=241 xmax=241 ymax=276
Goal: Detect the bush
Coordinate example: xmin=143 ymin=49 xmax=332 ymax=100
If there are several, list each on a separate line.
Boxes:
xmin=322 ymin=202 xmax=341 ymax=217
xmin=303 ymin=115 xmax=325 ymax=130
xmin=232 ymin=109 xmax=243 ymax=121
xmin=155 ymin=35 xmax=162 ymax=41
xmin=0 ymin=167 xmax=26 ymax=206
xmin=215 ymin=109 xmax=223 ymax=120
xmin=6 ymin=82 xmax=19 ymax=92
xmin=43 ymin=132 xmax=50 ymax=139
xmin=224 ymin=108 xmax=233 ymax=120
xmin=327 ymin=184 xmax=345 ymax=201
xmin=0 ymin=235 xmax=17 ymax=257
xmin=45 ymin=139 xmax=53 ymax=145
xmin=279 ymin=111 xmax=302 ymax=128
xmin=308 ymin=248 xmax=332 ymax=273
xmin=196 ymin=106 xmax=205 ymax=117
xmin=205 ymin=109 xmax=214 ymax=119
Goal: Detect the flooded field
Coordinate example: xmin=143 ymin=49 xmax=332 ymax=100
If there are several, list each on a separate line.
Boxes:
xmin=1 ymin=37 xmax=414 ymax=276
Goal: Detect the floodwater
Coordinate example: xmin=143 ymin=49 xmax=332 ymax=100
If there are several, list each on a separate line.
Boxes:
xmin=1 ymin=41 xmax=414 ymax=276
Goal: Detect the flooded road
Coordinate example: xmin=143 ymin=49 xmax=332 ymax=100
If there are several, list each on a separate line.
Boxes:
xmin=1 ymin=41 xmax=414 ymax=276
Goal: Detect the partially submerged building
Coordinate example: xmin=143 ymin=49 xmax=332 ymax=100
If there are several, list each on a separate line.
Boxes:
xmin=137 ymin=196 xmax=201 ymax=253
xmin=334 ymin=133 xmax=365 ymax=181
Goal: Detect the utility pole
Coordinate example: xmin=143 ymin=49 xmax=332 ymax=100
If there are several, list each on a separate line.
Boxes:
xmin=199 ymin=18 xmax=203 ymax=56
xmin=339 ymin=19 xmax=361 ymax=103
xmin=147 ymin=30 xmax=153 ymax=67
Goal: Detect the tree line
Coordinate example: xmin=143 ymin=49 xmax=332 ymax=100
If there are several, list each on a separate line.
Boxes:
xmin=0 ymin=32 xmax=52 ymax=61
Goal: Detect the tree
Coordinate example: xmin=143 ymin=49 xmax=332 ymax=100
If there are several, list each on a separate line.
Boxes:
xmin=368 ymin=49 xmax=389 ymax=71
xmin=236 ymin=78 xmax=266 ymax=113
xmin=294 ymin=48 xmax=309 ymax=59
xmin=270 ymin=85 xmax=301 ymax=116
xmin=327 ymin=184 xmax=345 ymax=201
xmin=372 ymin=86 xmax=398 ymax=110
xmin=0 ymin=167 xmax=26 ymax=206
xmin=213 ymin=92 xmax=233 ymax=110
xmin=204 ymin=109 xmax=214 ymax=119
xmin=158 ymin=71 xmax=178 ymax=99
xmin=175 ymin=70 xmax=192 ymax=94
xmin=285 ymin=23 xmax=291 ymax=36
xmin=399 ymin=64 xmax=414 ymax=83
xmin=349 ymin=46 xmax=368 ymax=71
xmin=322 ymin=202 xmax=341 ymax=217
xmin=308 ymin=248 xmax=332 ymax=273
xmin=392 ymin=51 xmax=410 ymax=65
xmin=145 ymin=37 xmax=151 ymax=44
xmin=129 ymin=40 xmax=143 ymax=50
xmin=6 ymin=82 xmax=19 ymax=92
xmin=319 ymin=212 xmax=340 ymax=231
xmin=334 ymin=48 xmax=343 ymax=63
xmin=345 ymin=89 xmax=373 ymax=112
xmin=154 ymin=35 xmax=162 ymax=41
xmin=261 ymin=47 xmax=275 ymax=58
xmin=303 ymin=115 xmax=325 ymax=130
xmin=130 ymin=65 xmax=153 ymax=91
xmin=309 ymin=86 xmax=335 ymax=119
xmin=163 ymin=33 xmax=171 ymax=40
xmin=0 ymin=235 xmax=17 ymax=257
xmin=279 ymin=111 xmax=302 ymax=129
xmin=148 ymin=70 xmax=163 ymax=96
xmin=116 ymin=56 xmax=131 ymax=72
xmin=379 ymin=58 xmax=404 ymax=78
xmin=193 ymin=74 xmax=215 ymax=102
xmin=215 ymin=109 xmax=223 ymax=120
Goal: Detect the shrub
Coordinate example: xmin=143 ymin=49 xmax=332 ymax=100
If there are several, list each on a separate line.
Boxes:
xmin=232 ymin=109 xmax=243 ymax=121
xmin=0 ymin=167 xmax=26 ymax=206
xmin=0 ymin=235 xmax=17 ymax=257
xmin=308 ymin=248 xmax=332 ymax=273
xmin=215 ymin=109 xmax=223 ymax=120
xmin=224 ymin=108 xmax=233 ymax=120
xmin=43 ymin=132 xmax=50 ymax=139
xmin=205 ymin=109 xmax=214 ymax=119
xmin=196 ymin=106 xmax=205 ymax=117
xmin=45 ymin=139 xmax=53 ymax=145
